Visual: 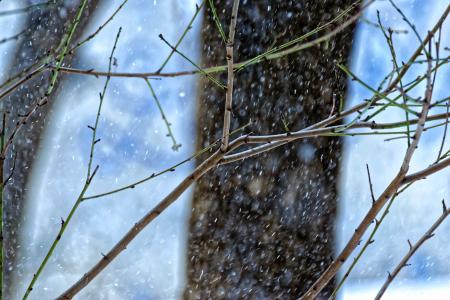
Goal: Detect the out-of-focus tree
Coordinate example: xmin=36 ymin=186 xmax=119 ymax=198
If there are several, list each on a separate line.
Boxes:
xmin=1 ymin=1 xmax=99 ymax=297
xmin=185 ymin=1 xmax=356 ymax=298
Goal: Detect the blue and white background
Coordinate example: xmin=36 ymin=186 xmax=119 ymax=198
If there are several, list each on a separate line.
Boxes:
xmin=0 ymin=0 xmax=449 ymax=299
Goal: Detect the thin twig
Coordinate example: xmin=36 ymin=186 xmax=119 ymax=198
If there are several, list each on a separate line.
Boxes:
xmin=68 ymin=0 xmax=129 ymax=55
xmin=0 ymin=65 xmax=48 ymax=103
xmin=366 ymin=164 xmax=376 ymax=204
xmin=0 ymin=97 xmax=48 ymax=160
xmin=374 ymin=200 xmax=449 ymax=299
xmin=437 ymin=100 xmax=449 ymax=161
xmin=361 ymin=17 xmax=408 ymax=34
xmin=82 ymin=122 xmax=251 ymax=201
xmin=144 ymin=78 xmax=181 ymax=151
xmin=22 ymin=27 xmax=122 ymax=300
xmin=219 ymin=113 xmax=449 ymax=165
xmin=0 ymin=29 xmax=27 ymax=45
xmin=377 ymin=11 xmax=411 ymax=146
xmin=389 ymin=0 xmax=428 ymax=57
xmin=330 ymin=183 xmax=412 ymax=299
xmin=301 ymin=33 xmax=436 ymax=300
xmin=2 ymin=152 xmax=16 ymax=187
xmin=156 ymin=1 xmax=205 ymax=73
xmin=364 ymin=57 xmax=449 ymax=122
xmin=51 ymin=1 xmax=370 ymax=81
xmin=0 ymin=1 xmax=54 ymax=17
xmin=338 ymin=64 xmax=418 ymax=116
xmin=235 ymin=0 xmax=365 ymax=72
xmin=0 ymin=56 xmax=49 ymax=91
xmin=56 ymin=6 xmax=450 ymax=297
xmin=46 ymin=0 xmax=89 ymax=97
xmin=207 ymin=0 xmax=227 ymax=43
xmin=158 ymin=34 xmax=226 ymax=89
xmin=220 ymin=0 xmax=240 ymax=151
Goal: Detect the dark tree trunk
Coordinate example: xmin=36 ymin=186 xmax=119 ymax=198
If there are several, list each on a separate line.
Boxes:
xmin=1 ymin=1 xmax=99 ymax=297
xmin=185 ymin=1 xmax=355 ymax=298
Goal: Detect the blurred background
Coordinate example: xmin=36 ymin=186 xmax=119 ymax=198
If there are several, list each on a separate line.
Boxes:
xmin=0 ymin=0 xmax=449 ymax=299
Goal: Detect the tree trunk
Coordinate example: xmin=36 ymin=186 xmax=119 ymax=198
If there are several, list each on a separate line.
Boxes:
xmin=185 ymin=1 xmax=355 ymax=298
xmin=1 ymin=1 xmax=99 ymax=297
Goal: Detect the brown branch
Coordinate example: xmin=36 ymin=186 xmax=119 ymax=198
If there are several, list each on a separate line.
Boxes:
xmin=219 ymin=21 xmax=449 ymax=165
xmin=0 ymin=65 xmax=48 ymax=102
xmin=220 ymin=113 xmax=450 ymax=165
xmin=51 ymin=1 xmax=370 ymax=81
xmin=375 ymin=201 xmax=449 ymax=299
xmin=0 ymin=0 xmax=129 ymax=102
xmin=55 ymin=95 xmax=450 ymax=299
xmin=220 ymin=0 xmax=240 ymax=151
xmin=0 ymin=97 xmax=48 ymax=160
xmin=301 ymin=34 xmax=436 ymax=300
xmin=79 ymin=112 xmax=449 ymax=202
xmin=403 ymin=155 xmax=450 ymax=184
xmin=56 ymin=149 xmax=225 ymax=299
xmin=52 ymin=65 xmax=197 ymax=78
xmin=55 ymin=5 xmax=450 ymax=298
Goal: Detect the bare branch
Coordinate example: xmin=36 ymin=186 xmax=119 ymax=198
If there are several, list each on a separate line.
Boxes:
xmin=330 ymin=183 xmax=412 ymax=299
xmin=22 ymin=27 xmax=122 ymax=299
xmin=47 ymin=4 xmax=450 ymax=299
xmin=56 ymin=147 xmax=225 ymax=299
xmin=144 ymin=79 xmax=181 ymax=151
xmin=158 ymin=34 xmax=226 ymax=89
xmin=82 ymin=121 xmax=251 ymax=201
xmin=220 ymin=0 xmax=240 ymax=151
xmin=301 ymin=25 xmax=438 ymax=300
xmin=49 ymin=0 xmax=370 ymax=81
xmin=68 ymin=0 xmax=129 ymax=54
xmin=374 ymin=203 xmax=449 ymax=299
xmin=366 ymin=164 xmax=376 ymax=204
xmin=0 ymin=29 xmax=27 ymax=45
xmin=0 ymin=1 xmax=55 ymax=17
xmin=156 ymin=1 xmax=205 ymax=73
xmin=220 ymin=113 xmax=450 ymax=165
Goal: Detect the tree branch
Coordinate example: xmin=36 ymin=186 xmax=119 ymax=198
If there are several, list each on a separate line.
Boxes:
xmin=220 ymin=0 xmax=240 ymax=151
xmin=375 ymin=201 xmax=449 ymax=299
xmin=301 ymin=33 xmax=436 ymax=300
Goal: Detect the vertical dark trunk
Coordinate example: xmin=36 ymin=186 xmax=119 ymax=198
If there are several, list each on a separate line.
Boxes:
xmin=186 ymin=1 xmax=355 ymax=298
xmin=1 ymin=1 xmax=99 ymax=297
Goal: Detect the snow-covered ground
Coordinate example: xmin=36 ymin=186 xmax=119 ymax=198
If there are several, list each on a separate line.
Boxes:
xmin=0 ymin=0 xmax=449 ymax=299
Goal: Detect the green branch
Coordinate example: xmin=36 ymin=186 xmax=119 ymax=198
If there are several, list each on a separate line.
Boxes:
xmin=22 ymin=27 xmax=122 ymax=300
xmin=144 ymin=79 xmax=181 ymax=151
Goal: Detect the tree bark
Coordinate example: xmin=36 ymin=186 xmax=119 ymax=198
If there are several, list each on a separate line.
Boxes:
xmin=186 ymin=1 xmax=355 ymax=298
xmin=1 ymin=1 xmax=99 ymax=297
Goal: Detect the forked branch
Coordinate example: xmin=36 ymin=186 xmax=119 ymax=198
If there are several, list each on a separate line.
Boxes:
xmin=375 ymin=200 xmax=449 ymax=299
